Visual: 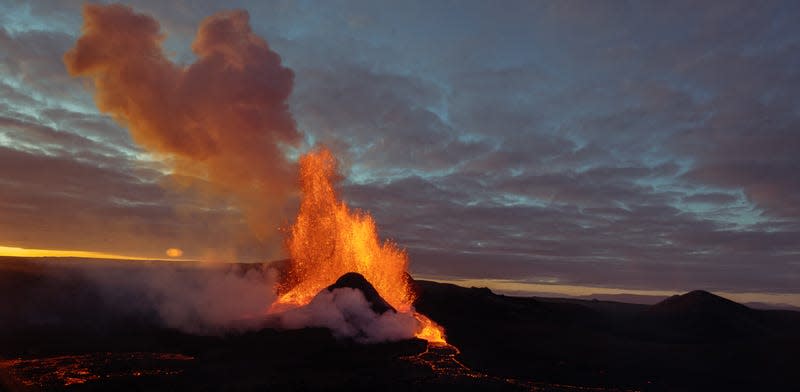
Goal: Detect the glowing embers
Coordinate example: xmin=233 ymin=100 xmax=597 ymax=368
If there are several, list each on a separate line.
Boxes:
xmin=0 ymin=352 xmax=193 ymax=388
xmin=280 ymin=149 xmax=413 ymax=311
xmin=273 ymin=148 xmax=446 ymax=343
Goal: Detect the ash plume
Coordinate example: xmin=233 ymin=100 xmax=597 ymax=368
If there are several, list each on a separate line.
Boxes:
xmin=55 ymin=5 xmax=427 ymax=343
xmin=64 ymin=4 xmax=300 ymax=254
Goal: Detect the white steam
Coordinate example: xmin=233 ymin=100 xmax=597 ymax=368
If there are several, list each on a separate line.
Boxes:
xmin=79 ymin=262 xmax=278 ymax=334
xmin=8 ymin=260 xmax=419 ymax=342
xmin=278 ymin=287 xmax=419 ymax=343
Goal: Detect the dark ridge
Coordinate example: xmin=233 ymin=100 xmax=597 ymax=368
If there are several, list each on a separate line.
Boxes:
xmin=327 ymin=272 xmax=395 ymax=314
xmin=642 ymin=290 xmax=766 ymax=341
xmin=651 ymin=290 xmax=750 ymax=313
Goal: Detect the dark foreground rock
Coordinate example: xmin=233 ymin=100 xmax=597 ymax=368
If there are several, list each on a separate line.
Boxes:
xmin=2 ymin=257 xmax=799 ymax=391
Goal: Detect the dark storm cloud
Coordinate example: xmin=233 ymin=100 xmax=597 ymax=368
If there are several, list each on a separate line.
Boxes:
xmin=371 ymin=186 xmax=799 ymax=293
xmin=0 ymin=26 xmax=87 ymax=103
xmin=292 ymin=66 xmax=490 ymax=176
xmin=685 ymin=161 xmax=800 ymax=217
xmin=0 ymin=82 xmax=40 ymax=108
xmin=657 ymin=25 xmax=800 ymax=219
xmin=37 ymin=107 xmax=139 ymax=152
xmin=342 ymin=161 xmax=798 ymax=293
xmin=0 ymin=115 xmax=118 ymax=157
xmin=1 ymin=1 xmax=799 ymax=296
xmin=682 ymin=193 xmax=739 ymax=205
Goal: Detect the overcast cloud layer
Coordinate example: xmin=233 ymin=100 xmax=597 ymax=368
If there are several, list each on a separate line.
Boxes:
xmin=1 ymin=0 xmax=798 ymax=295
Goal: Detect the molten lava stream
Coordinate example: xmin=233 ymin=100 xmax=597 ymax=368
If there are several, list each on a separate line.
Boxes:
xmin=270 ymin=148 xmax=447 ymax=343
xmin=414 ymin=313 xmax=447 ymax=344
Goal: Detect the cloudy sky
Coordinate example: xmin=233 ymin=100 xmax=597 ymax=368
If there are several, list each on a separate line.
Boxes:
xmin=1 ymin=1 xmax=798 ymax=300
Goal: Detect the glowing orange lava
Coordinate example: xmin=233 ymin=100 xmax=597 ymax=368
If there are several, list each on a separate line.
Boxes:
xmin=414 ymin=313 xmax=447 ymax=344
xmin=274 ymin=148 xmax=446 ymax=342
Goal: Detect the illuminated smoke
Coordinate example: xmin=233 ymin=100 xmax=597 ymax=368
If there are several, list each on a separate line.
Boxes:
xmin=63 ymin=5 xmax=445 ymax=343
xmin=65 ymin=4 xmax=300 ymax=255
xmin=278 ymin=287 xmax=420 ymax=343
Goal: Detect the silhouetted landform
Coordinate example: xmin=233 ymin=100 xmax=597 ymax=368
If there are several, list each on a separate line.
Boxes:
xmin=413 ymin=281 xmax=800 ymax=392
xmin=535 ymin=292 xmax=800 ymax=311
xmin=742 ymin=301 xmax=800 ymax=311
xmin=642 ymin=290 xmax=768 ymax=340
xmin=1 ymin=257 xmax=799 ymax=391
xmin=568 ymin=293 xmax=668 ymax=305
xmin=327 ymin=272 xmax=396 ymax=314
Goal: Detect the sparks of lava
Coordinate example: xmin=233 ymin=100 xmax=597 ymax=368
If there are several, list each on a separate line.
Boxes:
xmin=271 ymin=148 xmax=446 ymax=343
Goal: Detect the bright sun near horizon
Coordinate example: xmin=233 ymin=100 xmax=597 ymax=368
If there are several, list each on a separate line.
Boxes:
xmin=165 ymin=248 xmax=184 ymax=258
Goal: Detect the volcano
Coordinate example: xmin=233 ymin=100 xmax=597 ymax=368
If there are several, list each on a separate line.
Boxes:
xmin=327 ymin=272 xmax=396 ymax=314
xmin=269 ymin=149 xmax=446 ymax=344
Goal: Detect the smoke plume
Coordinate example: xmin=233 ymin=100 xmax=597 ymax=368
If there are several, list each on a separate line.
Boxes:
xmin=56 ymin=5 xmax=425 ymax=343
xmin=64 ymin=4 xmax=300 ymax=254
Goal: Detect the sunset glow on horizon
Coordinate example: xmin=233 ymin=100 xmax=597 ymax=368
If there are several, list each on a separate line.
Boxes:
xmin=0 ymin=245 xmax=186 ymax=261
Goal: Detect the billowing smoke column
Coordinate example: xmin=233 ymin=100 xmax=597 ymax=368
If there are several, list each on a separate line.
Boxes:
xmin=64 ymin=4 xmax=446 ymax=344
xmin=64 ymin=4 xmax=300 ymax=252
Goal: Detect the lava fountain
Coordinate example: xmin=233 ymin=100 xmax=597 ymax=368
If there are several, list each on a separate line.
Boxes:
xmin=272 ymin=148 xmax=446 ymax=343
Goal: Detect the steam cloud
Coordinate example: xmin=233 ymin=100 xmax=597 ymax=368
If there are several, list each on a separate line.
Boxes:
xmin=90 ymin=263 xmax=419 ymax=341
xmin=64 ymin=4 xmax=301 ymax=254
xmin=98 ymin=263 xmax=419 ymax=341
xmin=279 ymin=288 xmax=419 ymax=343
xmin=2 ymin=260 xmax=417 ymax=341
xmin=85 ymin=262 xmax=278 ymax=334
xmin=0 ymin=260 xmax=276 ymax=335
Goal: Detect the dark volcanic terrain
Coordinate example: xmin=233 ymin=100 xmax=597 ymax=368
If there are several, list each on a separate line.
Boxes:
xmin=414 ymin=281 xmax=800 ymax=391
xmin=1 ymin=257 xmax=799 ymax=391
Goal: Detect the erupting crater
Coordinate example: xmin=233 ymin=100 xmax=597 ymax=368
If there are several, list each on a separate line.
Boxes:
xmin=268 ymin=148 xmax=446 ymax=344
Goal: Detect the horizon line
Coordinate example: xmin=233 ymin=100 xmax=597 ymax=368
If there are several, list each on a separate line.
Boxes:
xmin=2 ymin=246 xmax=798 ymax=307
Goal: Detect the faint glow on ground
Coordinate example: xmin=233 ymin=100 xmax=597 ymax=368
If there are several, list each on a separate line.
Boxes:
xmin=0 ymin=352 xmax=193 ymax=388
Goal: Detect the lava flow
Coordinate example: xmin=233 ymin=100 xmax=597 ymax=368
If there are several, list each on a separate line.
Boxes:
xmin=271 ymin=148 xmax=446 ymax=343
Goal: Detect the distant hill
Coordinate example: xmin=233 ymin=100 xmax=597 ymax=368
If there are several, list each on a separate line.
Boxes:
xmin=650 ymin=289 xmax=750 ymax=313
xmin=638 ymin=290 xmax=767 ymax=341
